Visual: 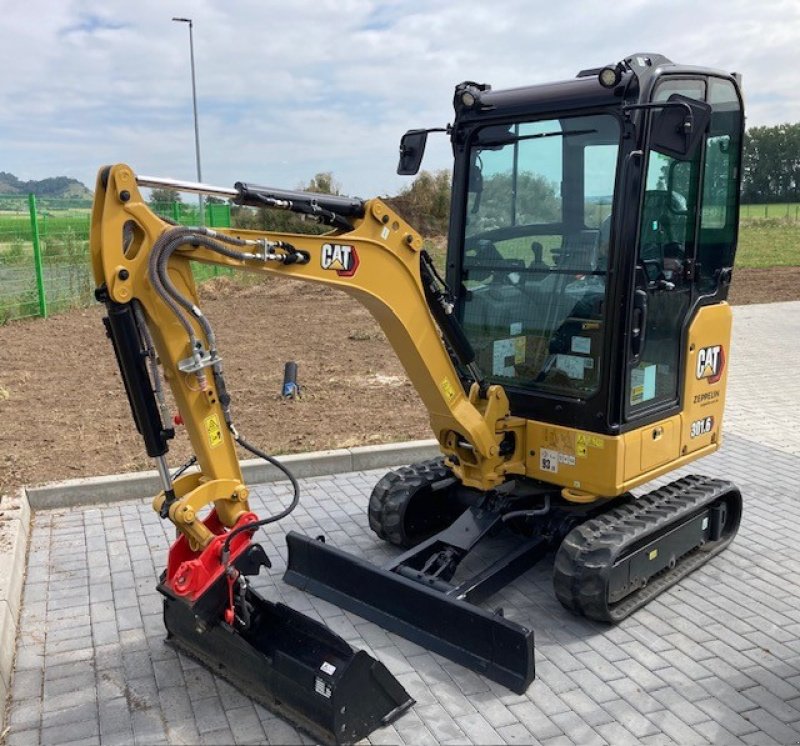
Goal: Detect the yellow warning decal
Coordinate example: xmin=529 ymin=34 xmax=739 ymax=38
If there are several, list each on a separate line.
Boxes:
xmin=204 ymin=414 xmax=223 ymax=448
xmin=576 ymin=433 xmax=604 ymax=458
xmin=441 ymin=377 xmax=457 ymax=403
xmin=649 ymin=549 xmax=658 ymax=561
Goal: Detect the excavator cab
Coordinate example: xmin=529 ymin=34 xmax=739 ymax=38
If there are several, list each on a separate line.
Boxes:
xmin=446 ymin=55 xmax=742 ymax=438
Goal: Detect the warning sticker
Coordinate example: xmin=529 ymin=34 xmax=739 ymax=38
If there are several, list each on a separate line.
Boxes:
xmin=441 ymin=377 xmax=457 ymax=403
xmin=576 ymin=433 xmax=604 ymax=458
xmin=314 ymin=676 xmax=332 ymax=698
xmin=493 ymin=337 xmax=526 ymax=377
xmin=204 ymin=414 xmax=223 ymax=448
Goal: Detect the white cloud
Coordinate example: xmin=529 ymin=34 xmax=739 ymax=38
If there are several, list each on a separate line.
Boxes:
xmin=1 ymin=0 xmax=798 ymax=195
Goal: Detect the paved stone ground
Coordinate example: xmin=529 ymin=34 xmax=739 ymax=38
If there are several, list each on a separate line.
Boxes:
xmin=4 ymin=302 xmax=800 ymax=746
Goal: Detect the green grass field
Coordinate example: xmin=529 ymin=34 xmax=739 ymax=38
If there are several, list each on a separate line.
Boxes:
xmin=736 ymin=218 xmax=800 ymax=268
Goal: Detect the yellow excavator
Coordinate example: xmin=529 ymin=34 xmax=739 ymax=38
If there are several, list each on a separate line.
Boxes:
xmin=91 ymin=53 xmax=743 ymax=743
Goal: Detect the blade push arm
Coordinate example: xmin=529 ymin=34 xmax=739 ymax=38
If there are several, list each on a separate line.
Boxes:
xmin=91 ymin=164 xmax=525 ymax=547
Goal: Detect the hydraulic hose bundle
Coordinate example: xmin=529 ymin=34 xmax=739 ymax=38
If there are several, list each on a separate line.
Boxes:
xmin=143 ymin=225 xmax=306 ymax=532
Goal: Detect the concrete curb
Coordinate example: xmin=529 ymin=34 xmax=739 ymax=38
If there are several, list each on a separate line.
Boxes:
xmin=0 ymin=489 xmax=31 ymax=734
xmin=25 ymin=439 xmax=441 ymax=510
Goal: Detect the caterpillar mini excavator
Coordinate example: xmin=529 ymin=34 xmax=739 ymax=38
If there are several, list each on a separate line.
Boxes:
xmin=91 ymin=53 xmax=743 ymax=739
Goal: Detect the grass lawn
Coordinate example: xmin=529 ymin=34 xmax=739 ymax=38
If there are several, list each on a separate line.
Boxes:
xmin=736 ymin=218 xmax=800 ymax=268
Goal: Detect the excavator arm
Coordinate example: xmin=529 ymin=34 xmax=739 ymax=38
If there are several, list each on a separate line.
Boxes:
xmin=89 ymin=164 xmax=533 ymax=739
xmin=91 ymin=164 xmax=525 ymax=551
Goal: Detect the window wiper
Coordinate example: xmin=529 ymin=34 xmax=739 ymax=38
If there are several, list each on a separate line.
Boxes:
xmin=478 ymin=128 xmax=597 ymax=147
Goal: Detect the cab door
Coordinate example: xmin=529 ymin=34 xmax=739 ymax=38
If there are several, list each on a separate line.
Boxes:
xmin=625 ymin=78 xmax=706 ymax=419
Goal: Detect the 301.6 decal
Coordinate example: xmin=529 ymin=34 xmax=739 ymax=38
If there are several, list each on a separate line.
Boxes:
xmin=690 ymin=416 xmax=714 ymax=438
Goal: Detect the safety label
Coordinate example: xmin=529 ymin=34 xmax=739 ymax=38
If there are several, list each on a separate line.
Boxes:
xmin=493 ymin=337 xmax=526 ymax=377
xmin=571 ymin=335 xmax=591 ymax=355
xmin=204 ymin=414 xmax=223 ymax=449
xmin=314 ymin=676 xmax=333 ymax=698
xmin=540 ymin=448 xmax=576 ymax=473
xmin=441 ymin=377 xmax=457 ymax=403
xmin=576 ymin=433 xmax=604 ymax=458
xmin=540 ymin=448 xmax=559 ymax=473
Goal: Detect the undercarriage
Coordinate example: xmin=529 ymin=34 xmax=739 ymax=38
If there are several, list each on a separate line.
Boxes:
xmin=286 ymin=459 xmax=742 ymax=691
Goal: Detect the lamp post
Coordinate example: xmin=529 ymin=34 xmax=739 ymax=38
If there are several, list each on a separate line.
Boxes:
xmin=172 ymin=16 xmax=204 ymax=225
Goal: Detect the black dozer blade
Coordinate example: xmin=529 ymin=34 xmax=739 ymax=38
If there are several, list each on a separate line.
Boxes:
xmin=284 ymin=531 xmax=536 ymax=694
xmin=159 ymin=581 xmax=413 ymax=745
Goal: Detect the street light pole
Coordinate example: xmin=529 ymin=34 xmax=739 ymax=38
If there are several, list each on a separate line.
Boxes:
xmin=172 ymin=17 xmax=204 ymax=225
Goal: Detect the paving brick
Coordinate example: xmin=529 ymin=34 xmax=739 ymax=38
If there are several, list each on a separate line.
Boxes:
xmin=394 ymin=721 xmax=438 ymax=746
xmin=98 ymin=696 xmax=133 ymax=737
xmin=560 ymin=688 xmax=615 ymax=726
xmin=498 ymin=722 xmax=540 ymax=744
xmin=40 ymin=714 xmax=99 ymax=745
xmin=694 ymin=698 xmax=759 ymax=737
xmin=602 ymin=699 xmax=660 ymax=739
xmin=739 ymin=709 xmax=800 ymax=745
xmin=649 ymin=687 xmax=708 ymax=726
xmin=4 ymin=729 xmax=40 ymax=746
xmin=7 ymin=698 xmax=41 ymax=732
xmin=650 ymin=710 xmax=712 ymax=744
xmin=468 ymin=690 xmax=518 ymax=728
xmin=508 ymin=701 xmax=563 ymax=741
xmin=415 ymin=703 xmax=467 ymax=742
xmin=225 ymin=705 xmax=267 ymax=743
xmin=10 ymin=668 xmax=42 ymax=701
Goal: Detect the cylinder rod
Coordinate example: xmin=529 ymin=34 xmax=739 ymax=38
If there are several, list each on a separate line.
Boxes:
xmin=136 ymin=175 xmax=238 ymax=199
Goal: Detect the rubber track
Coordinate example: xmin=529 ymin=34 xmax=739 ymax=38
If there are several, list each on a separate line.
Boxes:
xmin=553 ymin=474 xmax=742 ymax=622
xmin=367 ymin=458 xmax=453 ymax=547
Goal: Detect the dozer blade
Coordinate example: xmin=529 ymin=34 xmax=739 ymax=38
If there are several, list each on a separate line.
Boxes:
xmin=284 ymin=531 xmax=536 ymax=694
xmin=160 ymin=581 xmax=413 ymax=745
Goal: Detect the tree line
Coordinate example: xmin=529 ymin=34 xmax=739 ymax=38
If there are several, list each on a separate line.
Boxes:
xmin=742 ymin=123 xmax=800 ymax=204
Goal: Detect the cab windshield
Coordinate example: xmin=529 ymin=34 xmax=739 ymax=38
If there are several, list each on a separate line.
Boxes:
xmin=458 ymin=113 xmax=621 ymax=399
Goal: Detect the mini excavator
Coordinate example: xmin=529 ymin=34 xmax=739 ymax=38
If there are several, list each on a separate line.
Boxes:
xmin=91 ymin=53 xmax=743 ymax=741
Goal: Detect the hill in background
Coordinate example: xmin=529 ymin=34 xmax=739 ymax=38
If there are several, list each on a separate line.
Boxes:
xmin=0 ymin=172 xmax=92 ymax=200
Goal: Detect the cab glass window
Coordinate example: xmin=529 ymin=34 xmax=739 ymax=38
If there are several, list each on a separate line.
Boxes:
xmin=697 ymin=78 xmax=742 ymax=293
xmin=460 ymin=114 xmax=620 ymax=399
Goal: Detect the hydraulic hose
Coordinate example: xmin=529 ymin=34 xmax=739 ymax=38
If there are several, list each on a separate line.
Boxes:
xmin=221 ymin=434 xmax=301 ymax=563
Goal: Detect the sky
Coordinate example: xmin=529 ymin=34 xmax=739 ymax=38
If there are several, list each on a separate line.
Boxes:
xmin=1 ymin=0 xmax=799 ymax=199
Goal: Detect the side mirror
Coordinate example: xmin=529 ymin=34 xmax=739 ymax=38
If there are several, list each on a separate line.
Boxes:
xmin=397 ymin=130 xmax=428 ymax=175
xmin=650 ymin=94 xmax=711 ymax=160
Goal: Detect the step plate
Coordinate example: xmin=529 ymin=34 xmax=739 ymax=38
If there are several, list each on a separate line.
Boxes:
xmin=284 ymin=530 xmax=535 ymax=694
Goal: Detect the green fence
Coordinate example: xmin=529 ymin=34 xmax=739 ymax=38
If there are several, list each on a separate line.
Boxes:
xmin=739 ymin=202 xmax=800 ymax=220
xmin=0 ymin=195 xmax=231 ymax=323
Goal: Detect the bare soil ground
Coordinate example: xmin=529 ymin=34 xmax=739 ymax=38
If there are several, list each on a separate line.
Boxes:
xmin=1 ymin=267 xmax=797 ymax=498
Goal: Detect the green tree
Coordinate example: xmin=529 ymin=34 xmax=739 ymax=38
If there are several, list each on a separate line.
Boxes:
xmin=741 ymin=123 xmax=800 ymax=203
xmin=148 ymin=187 xmax=182 ymax=206
xmin=304 ymin=172 xmax=341 ymax=195
xmin=386 ymin=169 xmax=452 ymax=235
